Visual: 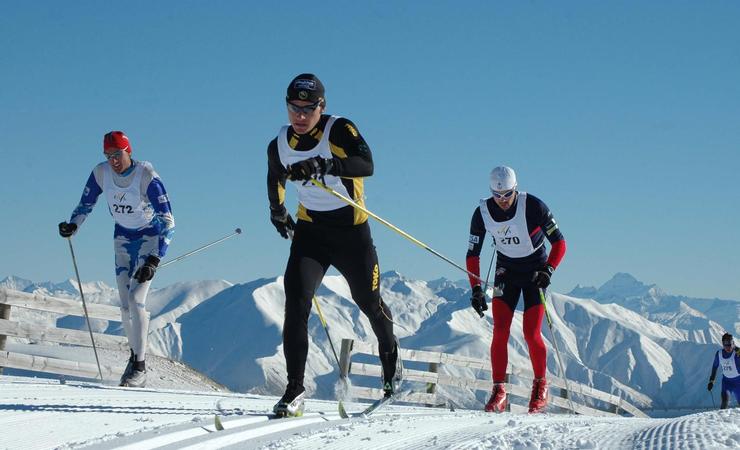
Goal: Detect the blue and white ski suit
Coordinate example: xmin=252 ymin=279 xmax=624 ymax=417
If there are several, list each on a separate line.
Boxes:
xmin=69 ymin=160 xmax=174 ymax=359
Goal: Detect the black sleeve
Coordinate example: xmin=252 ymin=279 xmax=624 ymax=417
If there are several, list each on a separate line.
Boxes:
xmin=267 ymin=139 xmax=287 ymax=214
xmin=526 ymin=194 xmax=564 ymax=243
xmin=327 ymin=117 xmax=373 ymax=177
xmin=466 ymin=207 xmax=487 ymax=258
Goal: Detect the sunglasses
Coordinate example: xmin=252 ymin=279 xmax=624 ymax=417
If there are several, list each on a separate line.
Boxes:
xmin=287 ymin=101 xmax=322 ymax=114
xmin=492 ymin=189 xmax=516 ymax=200
xmin=104 ymin=149 xmax=125 ymax=160
xmin=723 ymin=341 xmax=733 ymax=346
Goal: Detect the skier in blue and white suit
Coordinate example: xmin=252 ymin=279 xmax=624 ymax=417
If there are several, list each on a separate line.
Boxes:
xmin=58 ymin=131 xmax=174 ymax=388
xmin=708 ymin=332 xmax=740 ymax=409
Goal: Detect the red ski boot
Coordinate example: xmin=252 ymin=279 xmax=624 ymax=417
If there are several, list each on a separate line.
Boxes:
xmin=528 ymin=378 xmax=548 ymax=413
xmin=484 ymin=383 xmax=507 ymax=412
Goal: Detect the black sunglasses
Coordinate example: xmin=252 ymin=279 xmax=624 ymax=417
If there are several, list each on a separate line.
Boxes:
xmin=287 ymin=101 xmax=322 ymax=114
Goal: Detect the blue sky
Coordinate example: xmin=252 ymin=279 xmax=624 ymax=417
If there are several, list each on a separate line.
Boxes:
xmin=1 ymin=1 xmax=738 ymax=299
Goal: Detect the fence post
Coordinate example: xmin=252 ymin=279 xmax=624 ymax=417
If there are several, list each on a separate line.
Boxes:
xmin=426 ymin=362 xmax=438 ymax=407
xmin=560 ymin=388 xmax=572 ymax=413
xmin=0 ymin=303 xmax=10 ymax=374
xmin=610 ymin=392 xmax=622 ymax=416
xmin=339 ymin=338 xmax=354 ymax=379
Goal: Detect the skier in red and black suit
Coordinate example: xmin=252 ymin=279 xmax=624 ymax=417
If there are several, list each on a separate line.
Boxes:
xmin=465 ymin=166 xmax=566 ymax=413
xmin=266 ymin=74 xmax=400 ymax=417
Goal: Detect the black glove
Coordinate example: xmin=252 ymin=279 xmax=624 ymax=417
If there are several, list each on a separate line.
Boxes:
xmin=470 ymin=285 xmax=488 ymax=318
xmin=58 ymin=222 xmax=77 ymax=238
xmin=708 ymin=381 xmax=714 ymax=391
xmin=532 ymin=265 xmax=554 ymax=289
xmin=270 ymin=209 xmax=295 ymax=239
xmin=492 ymin=267 xmax=507 ymax=297
xmin=286 ymin=156 xmax=333 ymax=182
xmin=134 ymin=255 xmax=160 ymax=283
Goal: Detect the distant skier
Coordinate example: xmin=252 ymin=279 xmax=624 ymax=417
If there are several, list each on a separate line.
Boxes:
xmin=58 ymin=131 xmax=175 ymax=388
xmin=266 ymin=74 xmax=401 ymax=417
xmin=465 ymin=166 xmax=566 ymax=413
xmin=707 ymin=332 xmax=740 ymax=409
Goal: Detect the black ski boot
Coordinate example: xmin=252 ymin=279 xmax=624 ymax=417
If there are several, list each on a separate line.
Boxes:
xmin=273 ymin=380 xmax=306 ymax=417
xmin=121 ymin=359 xmax=146 ymax=388
xmin=379 ymin=337 xmax=403 ymax=398
xmin=118 ymin=349 xmax=135 ymax=387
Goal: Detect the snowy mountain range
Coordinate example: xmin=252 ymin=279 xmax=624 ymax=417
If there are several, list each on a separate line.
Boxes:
xmin=2 ymin=272 xmax=737 ymax=414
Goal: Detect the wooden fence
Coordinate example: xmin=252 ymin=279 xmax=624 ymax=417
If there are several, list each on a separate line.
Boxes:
xmin=339 ymin=338 xmax=648 ymax=418
xmin=0 ymin=286 xmax=648 ymax=418
xmin=0 ymin=287 xmax=125 ymax=381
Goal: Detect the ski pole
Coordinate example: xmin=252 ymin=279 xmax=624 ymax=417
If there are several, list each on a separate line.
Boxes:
xmin=66 ymin=237 xmax=104 ymax=381
xmin=159 ymin=228 xmax=242 ymax=269
xmin=312 ymin=297 xmax=341 ymax=369
xmin=477 ymin=249 xmax=497 ymax=318
xmin=539 ymin=288 xmax=576 ymax=414
xmin=709 ymin=390 xmax=715 ymax=409
xmin=474 ymin=249 xmax=496 ymax=393
xmin=308 ymin=178 xmax=489 ymax=288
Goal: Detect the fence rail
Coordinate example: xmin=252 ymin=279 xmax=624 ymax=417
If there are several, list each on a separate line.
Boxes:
xmin=0 ymin=288 xmax=123 ymax=380
xmin=339 ymin=338 xmax=647 ymax=418
xmin=0 ymin=286 xmax=648 ymax=418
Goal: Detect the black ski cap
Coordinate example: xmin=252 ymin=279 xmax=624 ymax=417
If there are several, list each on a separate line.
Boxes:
xmin=722 ymin=332 xmax=733 ymax=343
xmin=286 ymin=73 xmax=325 ymax=104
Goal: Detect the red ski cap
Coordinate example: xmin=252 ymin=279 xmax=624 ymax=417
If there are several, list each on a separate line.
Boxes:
xmin=103 ymin=131 xmax=132 ymax=153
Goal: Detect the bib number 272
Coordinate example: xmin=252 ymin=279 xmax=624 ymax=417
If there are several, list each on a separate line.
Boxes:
xmin=113 ymin=204 xmax=133 ymax=214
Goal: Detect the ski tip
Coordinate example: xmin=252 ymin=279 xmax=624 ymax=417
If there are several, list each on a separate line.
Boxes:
xmin=214 ymin=415 xmax=225 ymax=431
xmin=338 ymin=401 xmax=349 ymax=419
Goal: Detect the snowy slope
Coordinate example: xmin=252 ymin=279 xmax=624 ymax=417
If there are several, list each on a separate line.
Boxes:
xmin=3 ymin=272 xmax=735 ymax=414
xmin=0 ymin=376 xmax=738 ymax=450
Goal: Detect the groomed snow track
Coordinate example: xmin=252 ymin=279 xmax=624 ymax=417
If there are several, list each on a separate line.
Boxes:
xmin=1 ymin=377 xmax=739 ymax=450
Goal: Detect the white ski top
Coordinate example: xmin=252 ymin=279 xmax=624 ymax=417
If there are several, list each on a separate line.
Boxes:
xmin=103 ymin=162 xmax=154 ymax=229
xmin=719 ymin=349 xmax=740 ymax=379
xmin=479 ymin=192 xmax=543 ymax=258
xmin=276 ymin=115 xmax=351 ymax=212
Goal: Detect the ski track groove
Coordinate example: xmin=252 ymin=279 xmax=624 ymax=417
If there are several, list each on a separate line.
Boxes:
xmin=630 ymin=410 xmax=740 ymax=450
xmin=3 ymin=378 xmax=740 ymax=449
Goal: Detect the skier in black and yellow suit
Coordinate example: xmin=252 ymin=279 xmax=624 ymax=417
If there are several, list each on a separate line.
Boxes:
xmin=266 ymin=73 xmax=400 ymax=417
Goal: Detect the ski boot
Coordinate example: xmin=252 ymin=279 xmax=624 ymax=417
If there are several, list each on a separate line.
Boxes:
xmin=528 ymin=377 xmax=549 ymax=413
xmin=118 ymin=349 xmax=135 ymax=387
xmin=273 ymin=381 xmax=306 ymax=417
xmin=122 ymin=369 xmax=147 ymax=388
xmin=485 ymin=383 xmax=507 ymax=412
xmin=380 ymin=337 xmax=404 ymax=398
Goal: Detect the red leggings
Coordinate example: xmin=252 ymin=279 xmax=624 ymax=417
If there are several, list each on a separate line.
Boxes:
xmin=491 ymin=299 xmax=547 ymax=382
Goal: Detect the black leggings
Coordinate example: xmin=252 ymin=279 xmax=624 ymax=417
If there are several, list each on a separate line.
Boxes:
xmin=283 ymin=220 xmax=394 ymax=384
xmin=496 ymin=268 xmax=544 ymax=312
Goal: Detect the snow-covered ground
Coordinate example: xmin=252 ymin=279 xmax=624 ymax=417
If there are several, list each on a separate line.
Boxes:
xmin=1 ymin=375 xmax=738 ymax=450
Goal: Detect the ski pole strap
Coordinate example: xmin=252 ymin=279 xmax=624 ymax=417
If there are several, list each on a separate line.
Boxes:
xmin=308 ymin=178 xmax=488 ymax=287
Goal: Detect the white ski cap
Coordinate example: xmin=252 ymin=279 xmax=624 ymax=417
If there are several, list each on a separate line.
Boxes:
xmin=489 ymin=166 xmax=517 ymax=192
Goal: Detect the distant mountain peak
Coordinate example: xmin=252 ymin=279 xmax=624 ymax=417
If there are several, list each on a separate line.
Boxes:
xmin=0 ymin=275 xmax=34 ymax=291
xmin=381 ymin=270 xmax=405 ymax=280
xmin=567 ymin=272 xmax=663 ymax=302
